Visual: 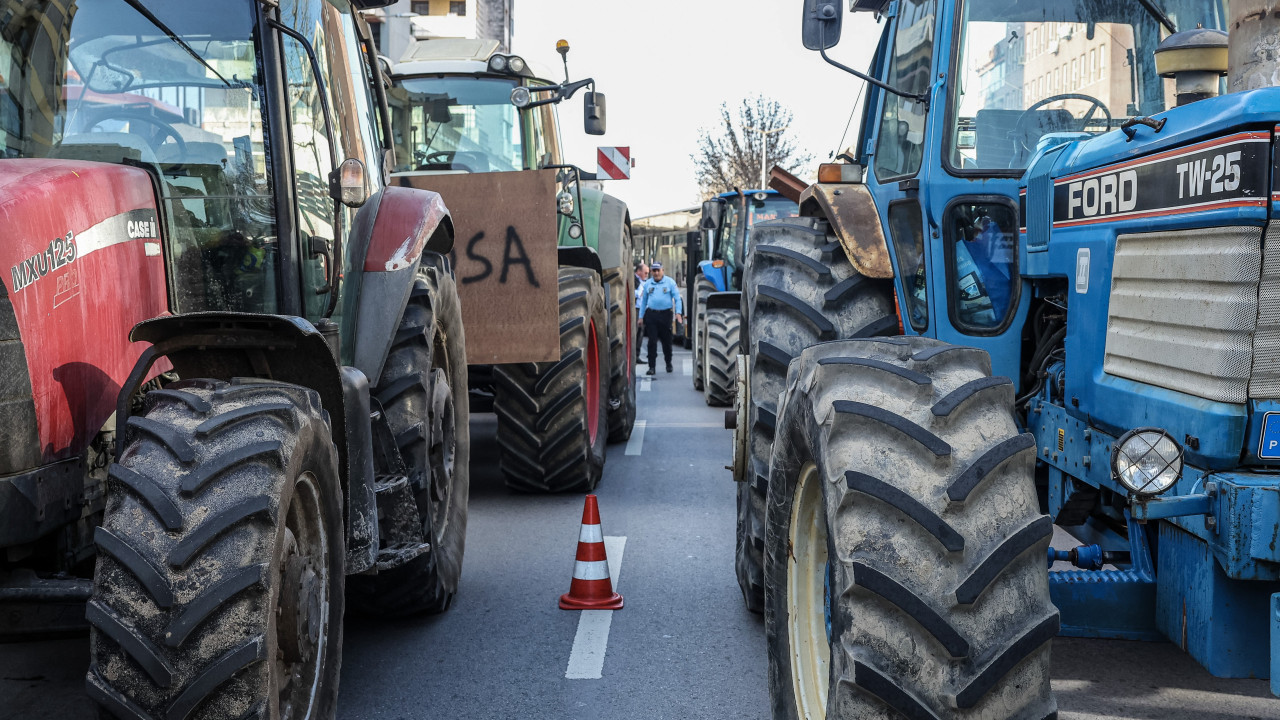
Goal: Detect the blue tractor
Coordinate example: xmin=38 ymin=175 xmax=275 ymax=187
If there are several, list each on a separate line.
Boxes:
xmin=733 ymin=0 xmax=1280 ymax=717
xmin=693 ymin=189 xmax=798 ymax=405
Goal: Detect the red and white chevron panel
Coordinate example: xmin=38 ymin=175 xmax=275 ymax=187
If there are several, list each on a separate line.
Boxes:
xmin=596 ymin=146 xmax=631 ymax=180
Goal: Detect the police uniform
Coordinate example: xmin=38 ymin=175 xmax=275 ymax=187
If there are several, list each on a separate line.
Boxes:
xmin=639 ymin=264 xmax=684 ymax=371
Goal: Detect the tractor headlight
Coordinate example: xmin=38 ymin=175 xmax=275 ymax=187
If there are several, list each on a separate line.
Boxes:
xmin=557 ymin=191 xmax=574 ymax=215
xmin=568 ymin=222 xmax=583 ymax=240
xmin=488 ymin=54 xmax=509 ymax=73
xmin=510 ymin=86 xmax=531 ymax=108
xmin=1111 ymin=428 xmax=1183 ymax=496
xmin=508 ymin=55 xmax=527 ymax=74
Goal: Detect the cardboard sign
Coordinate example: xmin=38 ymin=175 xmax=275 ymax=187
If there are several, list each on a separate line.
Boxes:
xmin=396 ymin=170 xmax=560 ymax=364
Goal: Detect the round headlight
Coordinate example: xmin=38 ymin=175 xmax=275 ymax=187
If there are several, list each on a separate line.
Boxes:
xmin=488 ymin=55 xmax=509 ymax=73
xmin=510 ymin=86 xmax=531 ymax=108
xmin=1111 ymin=428 xmax=1183 ymax=495
xmin=557 ymin=191 xmax=574 ymax=216
xmin=508 ymin=56 xmax=527 ymax=74
xmin=568 ymin=223 xmax=583 ymax=240
xmin=753 ymin=191 xmax=769 ymax=201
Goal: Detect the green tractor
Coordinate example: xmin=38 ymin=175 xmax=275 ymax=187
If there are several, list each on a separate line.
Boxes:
xmin=387 ymin=39 xmax=636 ymax=493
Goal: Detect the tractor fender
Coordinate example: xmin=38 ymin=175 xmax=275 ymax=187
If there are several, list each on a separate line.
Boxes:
xmin=705 ymin=290 xmax=741 ymax=311
xmin=348 ymin=186 xmax=455 ymax=385
xmin=558 ymin=246 xmax=603 ymax=276
xmin=697 ymin=260 xmax=729 ymax=292
xmin=798 ymin=183 xmax=895 ymax=279
xmin=121 ymin=313 xmax=378 ymax=572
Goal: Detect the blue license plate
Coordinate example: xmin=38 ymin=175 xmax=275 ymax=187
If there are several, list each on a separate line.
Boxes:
xmin=1260 ymin=412 xmax=1280 ymax=460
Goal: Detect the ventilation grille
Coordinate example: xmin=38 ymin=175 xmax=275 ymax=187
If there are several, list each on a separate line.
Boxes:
xmin=1104 ymin=226 xmax=1263 ymax=404
xmin=1250 ymin=223 xmax=1280 ymax=398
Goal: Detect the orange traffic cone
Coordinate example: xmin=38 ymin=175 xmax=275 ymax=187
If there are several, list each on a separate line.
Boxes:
xmin=560 ymin=494 xmax=624 ymax=610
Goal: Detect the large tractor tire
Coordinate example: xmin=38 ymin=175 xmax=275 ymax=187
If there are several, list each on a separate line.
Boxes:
xmin=702 ymin=306 xmax=740 ymax=407
xmin=494 ymin=267 xmax=610 ymax=492
xmin=692 ymin=274 xmax=716 ymax=391
xmin=604 ymin=260 xmax=637 ymax=442
xmin=348 ymin=264 xmax=470 ymax=616
xmin=87 ymin=379 xmax=344 ymax=720
xmin=736 ymin=217 xmax=895 ymax=613
xmin=764 ymin=337 xmax=1058 ymax=720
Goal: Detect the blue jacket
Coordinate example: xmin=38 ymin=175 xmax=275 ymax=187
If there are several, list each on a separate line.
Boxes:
xmin=639 ymin=276 xmax=684 ymax=315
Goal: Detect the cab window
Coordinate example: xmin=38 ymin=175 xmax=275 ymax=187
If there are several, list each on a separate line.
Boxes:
xmin=873 ymin=0 xmax=937 ymax=181
xmin=888 ymin=201 xmax=928 ymax=330
xmin=944 ymin=201 xmax=1018 ymax=332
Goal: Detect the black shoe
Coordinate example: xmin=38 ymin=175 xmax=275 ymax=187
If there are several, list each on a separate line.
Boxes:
xmin=666 ymin=363 xmax=673 ymax=373
xmin=646 ymin=366 xmax=656 ymax=376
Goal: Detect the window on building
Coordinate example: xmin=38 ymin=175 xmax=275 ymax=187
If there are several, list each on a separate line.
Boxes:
xmin=450 ymin=1 xmax=466 ymax=14
xmin=411 ymin=1 xmax=430 ymax=13
xmin=1090 ymin=49 xmax=1097 ymax=80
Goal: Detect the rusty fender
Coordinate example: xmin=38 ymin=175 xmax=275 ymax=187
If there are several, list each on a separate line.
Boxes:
xmin=799 ymin=183 xmax=894 ymax=279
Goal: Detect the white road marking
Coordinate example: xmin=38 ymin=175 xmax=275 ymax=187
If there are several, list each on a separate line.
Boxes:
xmin=565 ymin=536 xmax=626 ymax=680
xmin=639 ymin=377 xmax=652 ymax=392
xmin=625 ymin=420 xmax=646 ymax=456
xmin=683 ymin=358 xmax=692 ymax=376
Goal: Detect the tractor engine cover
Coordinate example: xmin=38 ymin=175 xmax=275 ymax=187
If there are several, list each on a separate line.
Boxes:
xmin=0 ymin=159 xmax=167 ymax=473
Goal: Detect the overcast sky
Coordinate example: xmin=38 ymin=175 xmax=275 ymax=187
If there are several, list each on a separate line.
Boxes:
xmin=511 ymin=2 xmax=885 ymax=218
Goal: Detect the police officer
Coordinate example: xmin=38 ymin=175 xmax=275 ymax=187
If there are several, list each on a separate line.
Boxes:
xmin=638 ymin=261 xmax=683 ymax=375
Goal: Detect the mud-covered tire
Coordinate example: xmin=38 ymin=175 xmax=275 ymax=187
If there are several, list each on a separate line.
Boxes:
xmin=736 ymin=217 xmax=895 ymax=613
xmin=348 ymin=264 xmax=470 ymax=616
xmin=604 ymin=254 xmax=637 ymax=442
xmin=703 ymin=307 xmax=740 ymax=406
xmin=87 ymin=380 xmax=344 ymax=720
xmin=764 ymin=337 xmax=1058 ymax=720
xmin=494 ymin=267 xmax=610 ymax=492
xmin=692 ymin=274 xmax=716 ymax=391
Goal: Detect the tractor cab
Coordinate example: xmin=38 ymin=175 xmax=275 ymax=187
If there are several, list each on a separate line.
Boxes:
xmin=701 ymin=189 xmax=799 ymax=293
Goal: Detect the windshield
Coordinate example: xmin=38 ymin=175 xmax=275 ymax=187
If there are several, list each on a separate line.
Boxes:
xmin=1 ymin=0 xmax=276 ymax=312
xmin=949 ymin=0 xmax=1227 ymax=172
xmin=722 ymin=193 xmax=799 ymax=274
xmin=388 ymin=76 xmax=524 ymax=173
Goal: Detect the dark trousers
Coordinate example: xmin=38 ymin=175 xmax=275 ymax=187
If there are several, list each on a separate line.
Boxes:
xmin=644 ymin=308 xmax=674 ymax=366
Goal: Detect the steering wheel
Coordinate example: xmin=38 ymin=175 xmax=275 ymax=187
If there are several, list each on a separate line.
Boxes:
xmin=420 ymin=150 xmax=474 ymax=172
xmin=1011 ymin=93 xmax=1111 ymax=155
xmin=85 ymin=109 xmax=187 ymax=161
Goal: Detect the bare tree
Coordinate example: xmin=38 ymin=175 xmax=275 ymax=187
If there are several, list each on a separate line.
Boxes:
xmin=693 ymin=95 xmax=812 ymax=197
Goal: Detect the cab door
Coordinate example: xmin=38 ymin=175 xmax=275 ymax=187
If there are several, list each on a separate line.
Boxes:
xmin=861 ymin=0 xmax=940 ymax=339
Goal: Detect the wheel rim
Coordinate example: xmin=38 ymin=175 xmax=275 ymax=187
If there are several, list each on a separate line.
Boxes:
xmin=788 ymin=462 xmax=831 ymax=719
xmin=274 ymin=471 xmax=330 ymax=720
xmin=586 ymin=318 xmax=600 ymax=445
xmin=428 ymin=366 xmax=457 ymax=538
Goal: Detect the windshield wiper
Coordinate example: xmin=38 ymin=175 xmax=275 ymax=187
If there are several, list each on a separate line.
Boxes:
xmin=119 ymin=0 xmax=234 ymax=88
xmin=1136 ymin=0 xmax=1177 ymax=34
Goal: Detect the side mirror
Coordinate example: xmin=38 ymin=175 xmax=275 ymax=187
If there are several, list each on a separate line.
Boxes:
xmin=584 ymin=91 xmax=606 ymax=135
xmin=801 ymin=0 xmax=843 ymax=51
xmin=700 ymin=200 xmax=723 ymax=230
xmin=331 ymin=158 xmax=370 ymax=208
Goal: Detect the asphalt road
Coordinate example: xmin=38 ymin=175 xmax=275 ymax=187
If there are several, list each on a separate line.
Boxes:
xmin=3 ymin=347 xmax=1279 ymax=719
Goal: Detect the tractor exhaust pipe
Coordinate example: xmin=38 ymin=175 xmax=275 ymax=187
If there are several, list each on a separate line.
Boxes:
xmin=1229 ymin=0 xmax=1280 ymax=92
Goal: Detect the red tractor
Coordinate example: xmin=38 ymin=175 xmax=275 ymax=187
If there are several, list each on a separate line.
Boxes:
xmin=0 ymin=1 xmax=466 ymax=718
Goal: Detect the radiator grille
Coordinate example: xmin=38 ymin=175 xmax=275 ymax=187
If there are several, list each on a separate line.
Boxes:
xmin=1104 ymin=226 xmax=1263 ymax=404
xmin=1250 ymin=223 xmax=1280 ymax=398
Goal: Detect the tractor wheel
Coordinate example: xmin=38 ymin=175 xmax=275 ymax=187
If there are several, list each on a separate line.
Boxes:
xmin=764 ymin=337 xmax=1058 ymax=720
xmin=703 ymin=307 xmax=740 ymax=407
xmin=604 ymin=259 xmax=637 ymax=442
xmin=692 ymin=274 xmax=716 ymax=391
xmin=86 ymin=379 xmax=344 ymax=720
xmin=494 ymin=267 xmax=610 ymax=492
xmin=348 ymin=264 xmax=470 ymax=616
xmin=736 ymin=217 xmax=895 ymax=613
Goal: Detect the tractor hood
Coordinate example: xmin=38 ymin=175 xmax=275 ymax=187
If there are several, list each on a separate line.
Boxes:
xmin=0 ymin=159 xmax=168 ymax=473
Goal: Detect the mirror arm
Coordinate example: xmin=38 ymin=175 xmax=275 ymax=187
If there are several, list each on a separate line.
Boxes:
xmin=817 ymin=24 xmax=928 ymax=107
